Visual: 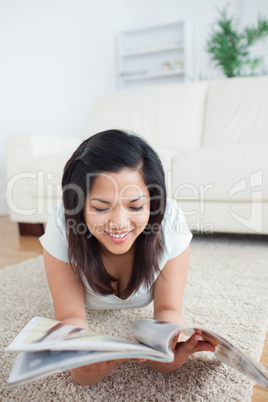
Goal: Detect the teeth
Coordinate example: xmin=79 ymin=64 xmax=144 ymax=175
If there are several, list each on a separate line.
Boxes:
xmin=108 ymin=232 xmax=128 ymax=238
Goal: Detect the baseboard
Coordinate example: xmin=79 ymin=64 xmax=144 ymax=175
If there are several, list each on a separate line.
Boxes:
xmin=0 ymin=195 xmax=8 ymax=216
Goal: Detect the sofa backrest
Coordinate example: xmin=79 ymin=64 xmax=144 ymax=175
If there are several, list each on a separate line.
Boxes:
xmin=88 ymin=81 xmax=208 ymax=152
xmin=203 ymin=75 xmax=268 ymax=146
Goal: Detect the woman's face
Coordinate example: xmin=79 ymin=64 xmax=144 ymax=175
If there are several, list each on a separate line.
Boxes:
xmin=84 ymin=168 xmax=150 ymax=256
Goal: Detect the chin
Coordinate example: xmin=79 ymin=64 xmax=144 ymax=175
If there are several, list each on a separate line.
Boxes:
xmin=105 ymin=241 xmax=135 ymax=255
xmin=109 ymin=246 xmax=132 ymax=255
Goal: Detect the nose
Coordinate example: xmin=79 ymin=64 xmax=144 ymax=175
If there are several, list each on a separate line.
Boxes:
xmin=108 ymin=207 xmax=130 ymax=231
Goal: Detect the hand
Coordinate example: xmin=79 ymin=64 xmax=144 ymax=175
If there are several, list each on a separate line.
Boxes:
xmin=147 ymin=331 xmax=216 ymax=374
xmin=70 ymin=358 xmax=130 ymax=385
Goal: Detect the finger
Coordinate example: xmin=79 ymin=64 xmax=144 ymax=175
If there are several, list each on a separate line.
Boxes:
xmin=171 ymin=333 xmax=180 ymax=350
xmin=191 ymin=340 xmax=216 ymax=354
xmin=107 ymin=358 xmax=129 ymax=368
xmin=176 ymin=333 xmax=201 ymax=355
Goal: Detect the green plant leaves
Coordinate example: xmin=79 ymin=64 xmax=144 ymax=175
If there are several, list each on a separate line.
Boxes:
xmin=206 ymin=6 xmax=268 ymax=77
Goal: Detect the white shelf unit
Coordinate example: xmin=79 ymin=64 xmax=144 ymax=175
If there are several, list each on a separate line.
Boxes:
xmin=117 ymin=21 xmax=193 ymax=89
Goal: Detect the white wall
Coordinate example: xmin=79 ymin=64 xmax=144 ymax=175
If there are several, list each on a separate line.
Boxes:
xmin=1 ymin=0 xmax=268 ymax=215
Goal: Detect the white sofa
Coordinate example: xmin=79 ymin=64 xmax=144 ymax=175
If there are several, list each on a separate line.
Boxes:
xmin=6 ymin=76 xmax=268 ymax=235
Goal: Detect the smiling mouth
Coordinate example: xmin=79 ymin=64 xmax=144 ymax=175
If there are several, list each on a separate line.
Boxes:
xmin=104 ymin=230 xmax=134 ymax=241
xmin=106 ymin=231 xmax=131 ymax=239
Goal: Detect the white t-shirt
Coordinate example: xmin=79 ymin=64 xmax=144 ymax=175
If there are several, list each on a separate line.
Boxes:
xmin=40 ymin=198 xmax=192 ymax=310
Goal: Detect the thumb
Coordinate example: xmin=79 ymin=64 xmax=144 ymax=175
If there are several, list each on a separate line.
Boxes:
xmin=171 ymin=332 xmax=180 ymax=351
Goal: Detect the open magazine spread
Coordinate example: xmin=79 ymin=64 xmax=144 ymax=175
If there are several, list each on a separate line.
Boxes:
xmin=5 ymin=316 xmax=268 ymax=388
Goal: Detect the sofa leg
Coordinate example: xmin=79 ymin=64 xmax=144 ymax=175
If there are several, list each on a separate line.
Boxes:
xmin=18 ymin=223 xmax=45 ymax=237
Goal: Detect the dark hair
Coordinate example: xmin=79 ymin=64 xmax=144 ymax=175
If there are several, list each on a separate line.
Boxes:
xmin=62 ymin=129 xmax=166 ymax=298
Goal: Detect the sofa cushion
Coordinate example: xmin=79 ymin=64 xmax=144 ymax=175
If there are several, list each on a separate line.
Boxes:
xmin=203 ymin=76 xmax=268 ymax=146
xmin=26 ymin=153 xmax=71 ymax=198
xmin=87 ymin=81 xmax=208 ymax=152
xmin=171 ymin=144 xmax=268 ymax=202
xmin=155 ymin=148 xmax=180 ymax=172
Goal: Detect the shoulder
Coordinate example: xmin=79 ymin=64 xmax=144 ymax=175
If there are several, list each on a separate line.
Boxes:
xmin=47 ymin=202 xmax=67 ymax=240
xmin=159 ymin=198 xmax=192 ymax=267
xmin=39 ymin=202 xmax=69 ymax=262
xmin=162 ymin=198 xmax=190 ymax=235
xmin=54 ymin=202 xmax=66 ymax=230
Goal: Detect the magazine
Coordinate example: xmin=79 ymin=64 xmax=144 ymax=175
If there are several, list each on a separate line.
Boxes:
xmin=5 ymin=316 xmax=268 ymax=388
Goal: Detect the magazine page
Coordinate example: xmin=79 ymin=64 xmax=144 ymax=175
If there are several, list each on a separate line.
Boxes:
xmin=132 ymin=319 xmax=183 ymax=355
xmin=133 ymin=320 xmax=268 ymax=388
xmin=7 ymin=344 xmax=173 ymax=388
xmin=7 ymin=349 xmax=148 ymax=388
xmin=199 ymin=328 xmax=268 ymax=388
xmin=6 ymin=317 xmax=162 ymax=354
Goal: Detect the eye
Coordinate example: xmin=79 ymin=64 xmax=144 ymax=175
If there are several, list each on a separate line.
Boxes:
xmin=94 ymin=207 xmax=110 ymax=213
xmin=130 ymin=205 xmax=144 ymax=211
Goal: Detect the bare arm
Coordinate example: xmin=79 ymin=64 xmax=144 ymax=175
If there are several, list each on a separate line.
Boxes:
xmin=153 ymin=245 xmax=190 ymax=325
xmin=149 ymin=246 xmax=215 ymax=373
xmin=43 ymin=249 xmax=129 ymax=385
xmin=43 ymin=249 xmax=88 ymax=329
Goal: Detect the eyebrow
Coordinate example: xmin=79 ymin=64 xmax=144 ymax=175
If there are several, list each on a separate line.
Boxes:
xmin=129 ymin=195 xmax=146 ymax=203
xmin=91 ymin=195 xmax=146 ymax=204
xmin=91 ymin=198 xmax=111 ymax=204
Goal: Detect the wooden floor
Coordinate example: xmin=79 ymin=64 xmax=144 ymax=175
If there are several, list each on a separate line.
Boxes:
xmin=0 ymin=215 xmax=267 ymax=400
xmin=0 ymin=216 xmax=43 ymax=268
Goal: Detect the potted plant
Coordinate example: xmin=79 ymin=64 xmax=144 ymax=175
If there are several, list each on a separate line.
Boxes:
xmin=206 ymin=6 xmax=268 ymax=77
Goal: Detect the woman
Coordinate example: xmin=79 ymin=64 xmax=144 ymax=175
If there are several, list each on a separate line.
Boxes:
xmin=40 ymin=129 xmax=214 ymax=385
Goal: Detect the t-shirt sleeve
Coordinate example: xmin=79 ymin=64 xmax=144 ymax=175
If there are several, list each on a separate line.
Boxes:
xmin=39 ymin=203 xmax=69 ymax=263
xmin=159 ymin=198 xmax=193 ymax=269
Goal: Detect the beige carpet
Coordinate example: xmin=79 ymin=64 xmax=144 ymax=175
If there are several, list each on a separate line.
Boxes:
xmin=0 ymin=234 xmax=268 ymax=401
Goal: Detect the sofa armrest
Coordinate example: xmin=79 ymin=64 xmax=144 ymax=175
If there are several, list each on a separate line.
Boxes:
xmin=6 ymin=134 xmax=83 ymax=178
xmin=5 ymin=134 xmax=83 ymax=224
